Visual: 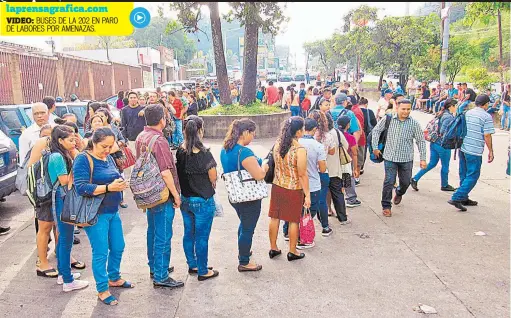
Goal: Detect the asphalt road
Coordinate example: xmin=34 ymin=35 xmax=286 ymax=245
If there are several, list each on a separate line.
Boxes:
xmin=0 ymin=104 xmax=509 ymax=318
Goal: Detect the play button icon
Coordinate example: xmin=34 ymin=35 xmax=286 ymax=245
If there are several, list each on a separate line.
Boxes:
xmin=130 ymin=7 xmax=151 ymax=29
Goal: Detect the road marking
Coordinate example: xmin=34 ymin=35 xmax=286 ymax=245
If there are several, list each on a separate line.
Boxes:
xmin=0 ymin=244 xmax=36 ymax=297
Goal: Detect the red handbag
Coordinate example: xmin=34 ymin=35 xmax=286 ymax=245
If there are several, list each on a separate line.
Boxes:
xmin=115 ymin=144 xmax=136 ymax=170
xmin=299 ymin=209 xmax=315 ymax=244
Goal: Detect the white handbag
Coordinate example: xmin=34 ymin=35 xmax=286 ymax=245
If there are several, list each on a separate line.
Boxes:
xmin=222 ymin=149 xmax=268 ymax=204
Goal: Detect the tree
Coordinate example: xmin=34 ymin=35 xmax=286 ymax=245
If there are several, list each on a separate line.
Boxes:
xmin=226 ymin=2 xmax=288 ymax=105
xmin=129 ymin=17 xmax=197 ymax=65
xmin=467 ymin=67 xmax=497 ymax=91
xmin=462 ymin=2 xmax=511 ymax=84
xmin=167 ymin=2 xmax=231 ymax=105
xmin=445 ymin=36 xmax=476 ymax=83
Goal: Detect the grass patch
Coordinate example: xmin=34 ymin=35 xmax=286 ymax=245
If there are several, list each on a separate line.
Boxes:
xmin=199 ymin=101 xmax=287 ymax=116
xmin=362 ymin=81 xmax=379 ymax=89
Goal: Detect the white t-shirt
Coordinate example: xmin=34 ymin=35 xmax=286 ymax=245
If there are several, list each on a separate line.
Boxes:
xmin=377 ymin=97 xmax=389 ymax=119
xmin=325 ymin=128 xmax=348 ymax=178
xmin=18 ymin=123 xmax=43 ymax=163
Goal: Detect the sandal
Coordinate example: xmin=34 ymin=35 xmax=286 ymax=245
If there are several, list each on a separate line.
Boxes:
xmin=120 ymin=202 xmax=128 ymax=209
xmin=36 ymin=268 xmax=58 ymax=278
xmin=71 ymin=261 xmax=86 ymax=270
xmin=109 ymin=279 xmax=135 ymax=288
xmin=99 ymin=295 xmax=118 ymax=306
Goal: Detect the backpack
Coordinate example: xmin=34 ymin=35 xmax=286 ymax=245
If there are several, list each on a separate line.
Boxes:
xmin=130 ymin=135 xmax=170 ymax=210
xmin=440 ymin=113 xmax=466 ymax=157
xmin=16 ymin=137 xmax=50 ymax=196
xmin=424 ymin=115 xmax=441 ymax=142
xmin=26 ymin=151 xmax=54 ymax=208
xmin=367 ymin=115 xmax=392 ymax=163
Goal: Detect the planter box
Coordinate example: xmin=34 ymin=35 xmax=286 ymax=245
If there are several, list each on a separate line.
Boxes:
xmin=201 ymin=111 xmax=290 ymax=139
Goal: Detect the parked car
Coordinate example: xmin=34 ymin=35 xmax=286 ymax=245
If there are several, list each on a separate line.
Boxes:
xmin=0 ymin=129 xmax=18 ymax=200
xmin=0 ymin=105 xmax=32 ymax=150
xmin=294 ymin=74 xmax=306 ymax=82
xmin=279 ymin=75 xmax=293 ymax=82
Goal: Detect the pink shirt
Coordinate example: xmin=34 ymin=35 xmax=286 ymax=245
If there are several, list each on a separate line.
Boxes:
xmin=266 ymin=86 xmax=279 ymax=105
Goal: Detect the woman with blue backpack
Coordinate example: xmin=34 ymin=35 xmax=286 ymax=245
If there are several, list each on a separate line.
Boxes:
xmin=411 ymin=98 xmax=457 ymax=192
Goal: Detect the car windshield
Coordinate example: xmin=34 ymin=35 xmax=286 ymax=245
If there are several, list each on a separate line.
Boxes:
xmin=55 ymin=106 xmax=68 ymax=118
xmin=0 ymin=110 xmax=23 ymax=129
xmin=67 ymin=105 xmax=86 ymax=127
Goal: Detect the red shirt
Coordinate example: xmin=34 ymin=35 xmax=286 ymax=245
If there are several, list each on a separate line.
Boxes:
xmin=351 ymin=104 xmax=366 ymax=146
xmin=173 ymin=98 xmax=183 ymax=119
xmin=135 ymin=127 xmax=181 ymax=194
xmin=266 ymin=85 xmax=279 ymax=105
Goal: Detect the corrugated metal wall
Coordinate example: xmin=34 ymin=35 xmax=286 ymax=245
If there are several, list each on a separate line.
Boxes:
xmin=62 ymin=57 xmax=91 ymax=101
xmin=113 ymin=63 xmax=129 ymax=95
xmin=0 ymin=52 xmax=13 ymax=105
xmin=129 ymin=66 xmax=142 ymax=89
xmin=91 ymin=63 xmax=113 ymax=101
xmin=20 ymin=55 xmax=58 ymax=104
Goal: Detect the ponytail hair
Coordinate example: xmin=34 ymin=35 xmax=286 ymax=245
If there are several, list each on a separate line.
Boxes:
xmin=278 ymin=116 xmax=304 ymax=158
xmin=223 ymin=118 xmax=256 ymax=151
xmin=184 ymin=115 xmax=206 ymax=155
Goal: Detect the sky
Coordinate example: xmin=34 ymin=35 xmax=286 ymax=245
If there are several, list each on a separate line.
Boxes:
xmin=0 ymin=2 xmax=424 ymax=68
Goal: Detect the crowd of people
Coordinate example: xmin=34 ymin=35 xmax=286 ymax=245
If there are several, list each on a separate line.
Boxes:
xmin=6 ymin=74 xmax=505 ymax=306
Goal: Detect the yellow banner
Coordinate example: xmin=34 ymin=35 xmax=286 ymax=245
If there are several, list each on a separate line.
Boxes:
xmin=0 ymin=2 xmax=135 ymax=36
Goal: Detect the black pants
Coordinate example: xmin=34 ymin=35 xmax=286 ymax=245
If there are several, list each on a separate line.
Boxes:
xmin=329 ymin=177 xmax=347 ymax=222
xmin=382 ymin=160 xmax=413 ymax=209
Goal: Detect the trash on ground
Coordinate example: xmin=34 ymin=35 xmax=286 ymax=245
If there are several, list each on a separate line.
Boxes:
xmin=474 ymin=231 xmax=487 ymax=236
xmin=413 ymin=304 xmax=438 ymax=314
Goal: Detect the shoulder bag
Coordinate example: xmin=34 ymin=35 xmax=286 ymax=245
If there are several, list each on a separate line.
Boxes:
xmin=61 ymin=152 xmax=105 ymax=227
xmin=334 ymin=129 xmax=352 ymax=165
xmin=222 ymin=148 xmax=268 ymax=204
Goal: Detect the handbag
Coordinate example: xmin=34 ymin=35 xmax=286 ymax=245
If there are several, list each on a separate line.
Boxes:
xmin=335 ymin=129 xmax=352 ymax=165
xmin=299 ymin=209 xmax=315 ymax=244
xmin=61 ymin=152 xmax=105 ymax=227
xmin=222 ymin=149 xmax=268 ymax=204
xmin=114 ymin=144 xmax=136 ymax=171
xmin=264 ymin=145 xmax=275 ymax=184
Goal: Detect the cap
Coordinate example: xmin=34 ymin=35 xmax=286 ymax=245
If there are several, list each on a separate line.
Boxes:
xmin=335 ymin=93 xmax=348 ymax=105
xmin=475 ymin=94 xmax=490 ymax=106
xmin=336 ymin=115 xmax=351 ymax=130
xmin=384 ymin=89 xmax=393 ymax=95
xmin=55 ymin=96 xmax=63 ymax=102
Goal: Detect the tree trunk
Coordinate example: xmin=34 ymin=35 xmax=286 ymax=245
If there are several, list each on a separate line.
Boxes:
xmin=378 ymin=71 xmax=384 ymax=90
xmin=209 ymin=2 xmax=231 ymax=105
xmin=240 ymin=3 xmax=259 ymax=106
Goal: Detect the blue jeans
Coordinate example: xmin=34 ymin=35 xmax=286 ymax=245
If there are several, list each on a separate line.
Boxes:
xmin=413 ymin=142 xmax=451 ymax=188
xmin=435 ymin=100 xmax=445 ymax=113
xmin=283 ymin=190 xmax=320 ymax=236
xmin=181 ymin=196 xmax=215 ymax=276
xmin=84 ymin=212 xmax=125 ymax=293
xmin=457 ymin=100 xmax=470 ymax=114
xmin=290 ymin=106 xmax=301 ymax=117
xmin=54 ymin=186 xmax=75 ymax=284
xmin=317 ymin=173 xmax=330 ymax=229
xmin=230 ymin=200 xmax=261 ymax=266
xmin=501 ymin=105 xmax=510 ymax=129
xmin=452 ymin=151 xmax=482 ymax=201
xmin=147 ymin=201 xmax=175 ymax=283
xmin=382 ymin=161 xmax=413 ymax=209
xmin=173 ymin=119 xmax=184 ymax=147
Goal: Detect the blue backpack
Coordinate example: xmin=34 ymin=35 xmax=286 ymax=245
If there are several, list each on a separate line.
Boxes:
xmin=440 ymin=113 xmax=466 ymax=159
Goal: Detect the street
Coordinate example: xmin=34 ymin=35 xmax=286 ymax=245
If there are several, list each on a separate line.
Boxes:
xmin=0 ymin=108 xmax=509 ymax=318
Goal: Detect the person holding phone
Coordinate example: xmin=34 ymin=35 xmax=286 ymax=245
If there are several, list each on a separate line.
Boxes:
xmin=73 ymin=127 xmax=133 ymax=306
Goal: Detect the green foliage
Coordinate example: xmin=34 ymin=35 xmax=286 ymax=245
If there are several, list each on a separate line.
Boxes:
xmin=224 ymin=2 xmax=289 ymax=37
xmin=128 ymin=17 xmax=197 ymax=65
xmin=199 ymin=101 xmax=286 ymax=115
xmin=466 ymin=67 xmax=497 ymax=91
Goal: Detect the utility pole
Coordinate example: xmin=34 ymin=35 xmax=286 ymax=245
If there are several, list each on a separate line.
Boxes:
xmin=439 ymin=2 xmax=450 ymax=85
xmin=497 ymin=6 xmax=504 ymax=90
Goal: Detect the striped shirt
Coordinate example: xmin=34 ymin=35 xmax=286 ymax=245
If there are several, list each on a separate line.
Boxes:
xmin=461 ymin=107 xmax=495 ymax=156
xmin=371 ymin=114 xmax=427 ymax=163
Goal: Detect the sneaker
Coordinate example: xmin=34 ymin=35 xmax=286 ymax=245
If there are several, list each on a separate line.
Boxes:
xmin=355 ymin=178 xmax=360 ymax=186
xmin=73 ymin=237 xmax=80 ymax=245
xmin=0 ymin=226 xmax=11 ymax=236
xmin=296 ymin=241 xmax=315 ymax=250
xmin=283 ymin=234 xmax=289 ymax=241
xmin=58 ymin=272 xmax=82 ymax=285
xmin=74 ymin=228 xmax=81 ymax=235
xmin=462 ymin=198 xmax=478 ymax=206
xmin=63 ymin=279 xmax=89 ymax=292
xmin=448 ymin=200 xmax=467 ymax=212
xmin=410 ymin=178 xmax=419 ymax=191
xmin=346 ymin=200 xmax=361 ymax=208
xmin=339 ymin=219 xmax=352 ymax=225
xmin=322 ymin=228 xmax=333 ymax=237
xmin=360 ymin=169 xmax=364 ymax=175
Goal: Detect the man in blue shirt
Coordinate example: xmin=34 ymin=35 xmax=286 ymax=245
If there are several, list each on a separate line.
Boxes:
xmin=330 ymin=93 xmax=361 ymax=142
xmin=449 ymin=95 xmax=495 ymax=211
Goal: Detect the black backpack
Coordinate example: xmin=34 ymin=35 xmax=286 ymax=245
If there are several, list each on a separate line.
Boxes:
xmin=367 ymin=115 xmax=392 ymax=163
xmin=26 ymin=151 xmax=54 ymax=208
